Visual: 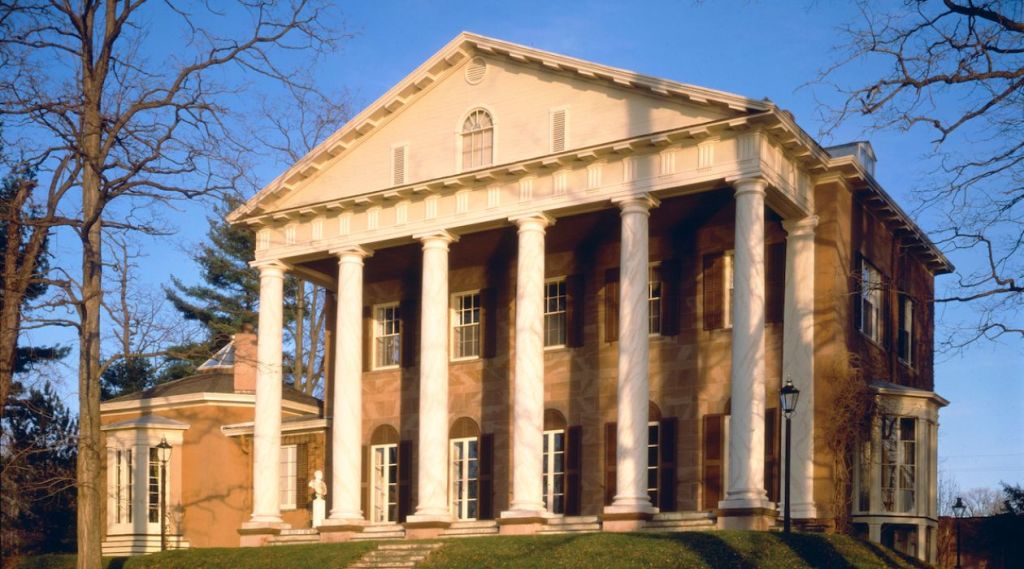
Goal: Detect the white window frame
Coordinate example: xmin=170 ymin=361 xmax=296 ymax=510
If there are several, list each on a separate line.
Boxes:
xmin=647 ymin=421 xmax=660 ymax=506
xmin=370 ymin=443 xmax=399 ymax=524
xmin=458 ymin=108 xmax=494 ymax=172
xmin=860 ymin=260 xmax=883 ymax=344
xmin=110 ymin=447 xmax=133 ymax=527
xmin=373 ymin=302 xmax=402 ymax=370
xmin=147 ymin=447 xmax=164 ymax=525
xmin=898 ymin=295 xmax=914 ymax=367
xmin=279 ymin=444 xmax=298 ymax=511
xmin=723 ymin=250 xmax=735 ymax=328
xmin=649 ymin=263 xmax=663 ymax=336
xmin=542 ymin=429 xmax=566 ymax=515
xmin=451 ymin=291 xmax=482 ymax=361
xmin=880 ymin=416 xmax=917 ymax=514
xmin=449 ymin=437 xmax=479 ymax=521
xmin=544 ymin=277 xmax=568 ymax=349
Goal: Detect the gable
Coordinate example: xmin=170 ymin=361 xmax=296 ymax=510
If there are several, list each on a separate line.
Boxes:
xmin=239 ymin=33 xmax=762 ymax=218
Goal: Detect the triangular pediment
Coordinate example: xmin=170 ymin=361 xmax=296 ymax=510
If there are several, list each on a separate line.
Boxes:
xmin=230 ymin=32 xmax=770 ymax=222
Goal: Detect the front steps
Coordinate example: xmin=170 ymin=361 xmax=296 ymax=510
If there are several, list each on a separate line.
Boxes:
xmin=641 ymin=512 xmax=717 ymax=532
xmin=440 ymin=520 xmax=500 ymax=538
xmin=353 ymin=524 xmax=407 ymax=541
xmin=268 ymin=528 xmax=320 ymax=545
xmin=537 ymin=515 xmax=602 ymax=534
xmin=349 ymin=542 xmax=443 ymax=568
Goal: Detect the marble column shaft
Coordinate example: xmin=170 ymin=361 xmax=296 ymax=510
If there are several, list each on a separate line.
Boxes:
xmin=328 ymin=248 xmax=370 ymax=521
xmin=250 ymin=262 xmax=285 ymax=524
xmin=503 ymin=214 xmax=553 ymax=517
xmin=409 ymin=231 xmax=457 ymax=522
xmin=607 ymin=195 xmax=658 ymax=515
xmin=781 ymin=216 xmax=818 ymax=518
xmin=721 ymin=178 xmax=772 ymax=511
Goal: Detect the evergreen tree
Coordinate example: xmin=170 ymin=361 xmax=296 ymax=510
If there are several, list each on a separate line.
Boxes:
xmin=100 ymin=358 xmax=157 ymax=400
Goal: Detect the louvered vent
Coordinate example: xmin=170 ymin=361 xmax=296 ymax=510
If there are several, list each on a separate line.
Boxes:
xmin=392 ymin=145 xmax=406 ymax=186
xmin=465 ymin=57 xmax=487 ymax=85
xmin=551 ymin=109 xmax=566 ymax=153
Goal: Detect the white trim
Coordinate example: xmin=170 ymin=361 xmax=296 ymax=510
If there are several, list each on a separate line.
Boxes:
xmin=450 ymin=290 xmax=482 ymax=362
xmin=370 ymin=443 xmax=399 ymax=523
xmin=100 ymin=392 xmax=319 ymax=416
xmin=221 ymin=417 xmax=328 ymax=438
xmin=543 ymin=276 xmax=568 ymax=349
xmin=372 ymin=301 xmax=402 ymax=370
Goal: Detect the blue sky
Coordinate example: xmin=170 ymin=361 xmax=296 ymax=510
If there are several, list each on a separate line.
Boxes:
xmin=31 ymin=1 xmax=1023 ymax=491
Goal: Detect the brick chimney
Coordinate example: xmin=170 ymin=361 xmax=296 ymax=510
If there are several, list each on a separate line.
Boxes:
xmin=233 ymin=326 xmax=258 ymax=393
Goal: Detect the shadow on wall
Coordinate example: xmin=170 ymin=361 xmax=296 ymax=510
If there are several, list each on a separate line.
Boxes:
xmin=936 ymin=515 xmax=1024 ymax=569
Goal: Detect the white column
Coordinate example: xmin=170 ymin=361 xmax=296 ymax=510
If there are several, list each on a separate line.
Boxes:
xmin=248 ymin=261 xmax=286 ymax=525
xmin=606 ymin=194 xmax=659 ymax=516
xmin=408 ymin=230 xmax=458 ymax=524
xmin=502 ymin=213 xmax=554 ymax=520
xmin=720 ymin=178 xmax=773 ymax=513
xmin=327 ymin=247 xmax=371 ymax=524
xmin=781 ymin=216 xmax=817 ymax=519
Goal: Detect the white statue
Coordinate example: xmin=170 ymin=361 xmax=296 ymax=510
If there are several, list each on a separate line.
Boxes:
xmin=309 ymin=470 xmax=327 ymax=528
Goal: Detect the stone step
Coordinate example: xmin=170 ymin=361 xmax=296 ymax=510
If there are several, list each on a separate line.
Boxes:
xmin=440 ymin=520 xmax=499 ymax=538
xmin=279 ymin=528 xmax=319 ymax=536
xmin=546 ymin=515 xmax=601 ymax=525
xmin=537 ymin=524 xmax=601 ymax=534
xmin=352 ymin=524 xmax=406 ymax=541
xmin=651 ymin=512 xmax=716 ymax=522
xmin=348 ymin=542 xmax=443 ymax=569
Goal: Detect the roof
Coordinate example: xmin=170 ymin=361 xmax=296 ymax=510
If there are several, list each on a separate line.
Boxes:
xmin=870 ymin=380 xmax=950 ymax=407
xmin=103 ymin=370 xmax=321 ymax=408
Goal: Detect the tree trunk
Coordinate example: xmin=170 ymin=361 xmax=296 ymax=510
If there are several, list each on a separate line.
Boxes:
xmin=0 ymin=180 xmax=39 ymax=417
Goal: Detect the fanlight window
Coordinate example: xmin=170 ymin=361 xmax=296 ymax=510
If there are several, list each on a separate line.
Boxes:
xmin=461 ymin=109 xmax=494 ymax=170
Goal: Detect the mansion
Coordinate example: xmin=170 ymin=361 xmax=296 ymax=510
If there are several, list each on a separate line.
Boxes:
xmin=98 ymin=32 xmax=950 ymax=563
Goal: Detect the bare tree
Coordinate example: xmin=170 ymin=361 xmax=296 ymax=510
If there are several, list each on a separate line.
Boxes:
xmin=0 ymin=2 xmax=343 ymax=567
xmin=820 ymin=0 xmax=1024 ymax=349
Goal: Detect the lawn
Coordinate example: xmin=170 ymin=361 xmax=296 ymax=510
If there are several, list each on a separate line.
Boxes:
xmin=10 ymin=532 xmax=927 ymax=569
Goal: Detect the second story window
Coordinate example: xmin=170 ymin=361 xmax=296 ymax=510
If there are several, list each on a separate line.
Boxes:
xmin=374 ymin=303 xmax=401 ymax=369
xmin=723 ymin=250 xmax=735 ymax=328
xmin=860 ymin=261 xmax=883 ymax=344
xmin=452 ymin=292 xmax=481 ymax=360
xmin=649 ymin=264 xmax=663 ymax=335
xmin=461 ymin=109 xmax=493 ymax=170
xmin=544 ymin=279 xmax=567 ymax=348
xmin=898 ymin=295 xmax=915 ymax=366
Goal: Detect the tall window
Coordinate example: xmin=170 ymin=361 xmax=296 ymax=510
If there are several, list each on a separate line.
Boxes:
xmin=857 ymin=438 xmax=872 ymax=512
xmin=453 ymin=292 xmax=481 ymax=360
xmin=649 ymin=264 xmax=663 ymax=335
xmin=543 ymin=430 xmax=566 ymax=514
xmin=898 ymin=295 xmax=915 ymax=366
xmin=450 ymin=438 xmax=479 ymax=520
xmin=544 ymin=279 xmax=567 ymax=347
xmin=148 ymin=447 xmax=162 ymax=523
xmin=371 ymin=444 xmax=399 ymax=523
xmin=881 ymin=417 xmax=916 ymax=513
xmin=279 ymin=444 xmax=297 ymax=510
xmin=860 ymin=261 xmax=883 ymax=343
xmin=374 ymin=303 xmax=401 ymax=369
xmin=114 ymin=449 xmax=133 ymax=524
xmin=461 ymin=109 xmax=494 ymax=170
xmin=647 ymin=422 xmax=660 ymax=506
xmin=723 ymin=250 xmax=735 ymax=328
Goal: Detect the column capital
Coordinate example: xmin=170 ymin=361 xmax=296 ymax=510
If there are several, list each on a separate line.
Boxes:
xmin=613 ymin=194 xmax=660 ymax=215
xmin=413 ymin=229 xmax=459 ymax=248
xmin=329 ymin=245 xmax=373 ymax=262
xmin=732 ymin=177 xmax=768 ymax=197
xmin=782 ymin=215 xmax=819 ymax=237
xmin=510 ymin=212 xmax=555 ymax=232
xmin=250 ymin=259 xmax=289 ymax=277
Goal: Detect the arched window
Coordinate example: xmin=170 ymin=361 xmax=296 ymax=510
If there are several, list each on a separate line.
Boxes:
xmin=543 ymin=409 xmax=568 ymax=514
xmin=369 ymin=424 xmax=400 ymax=523
xmin=461 ymin=109 xmax=493 ymax=170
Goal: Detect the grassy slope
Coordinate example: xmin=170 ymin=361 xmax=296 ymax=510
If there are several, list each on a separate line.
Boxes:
xmin=11 ymin=532 xmax=927 ymax=569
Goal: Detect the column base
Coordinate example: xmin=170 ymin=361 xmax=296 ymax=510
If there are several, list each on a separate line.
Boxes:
xmin=716 ymin=507 xmax=778 ymax=531
xmin=789 ymin=502 xmax=819 ymax=520
xmin=498 ymin=510 xmax=551 ymax=535
xmin=404 ymin=514 xmax=453 ymax=539
xmin=602 ymin=502 xmax=657 ymax=532
xmin=238 ymin=521 xmax=290 ymax=547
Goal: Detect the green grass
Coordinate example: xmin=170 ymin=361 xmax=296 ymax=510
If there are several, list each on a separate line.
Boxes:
xmin=11 ymin=532 xmax=927 ymax=569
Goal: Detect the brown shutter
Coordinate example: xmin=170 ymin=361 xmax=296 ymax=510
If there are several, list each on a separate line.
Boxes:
xmin=703 ymin=254 xmax=724 ymax=330
xmin=481 ymin=288 xmax=498 ymax=358
xmin=566 ymin=274 xmax=585 ymax=348
xmin=604 ymin=422 xmax=617 ymax=505
xmin=360 ymin=444 xmax=369 ymax=517
xmin=478 ymin=433 xmax=494 ymax=520
xmin=296 ymin=443 xmax=309 ymax=509
xmin=658 ymin=417 xmax=678 ymax=512
xmin=362 ymin=306 xmax=373 ymax=372
xmin=881 ymin=274 xmax=893 ymax=351
xmin=765 ymin=243 xmax=786 ymax=324
xmin=702 ymin=414 xmax=724 ymax=511
xmin=897 ymin=295 xmax=909 ymax=363
xmin=604 ymin=268 xmax=619 ymax=342
xmin=565 ymin=425 xmax=583 ymax=516
xmin=398 ymin=440 xmax=413 ymax=522
xmin=401 ymin=296 xmax=419 ymax=368
xmin=660 ymin=259 xmax=681 ymax=336
xmin=765 ymin=407 xmax=780 ymax=503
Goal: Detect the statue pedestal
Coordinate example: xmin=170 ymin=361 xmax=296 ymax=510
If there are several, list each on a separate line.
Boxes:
xmin=312 ymin=497 xmax=326 ymax=528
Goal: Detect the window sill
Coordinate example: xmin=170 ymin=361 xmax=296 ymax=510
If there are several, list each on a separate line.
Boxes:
xmin=544 ymin=345 xmax=569 ymax=353
xmin=370 ymin=365 xmax=400 ymax=373
xmin=450 ymin=356 xmax=481 ymax=364
xmin=858 ymin=330 xmax=885 ymax=351
xmin=898 ymin=358 xmax=915 ymax=370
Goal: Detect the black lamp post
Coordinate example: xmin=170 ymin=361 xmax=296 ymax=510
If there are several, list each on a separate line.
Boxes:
xmin=952 ymin=496 xmax=966 ymax=569
xmin=156 ymin=437 xmax=172 ymax=552
xmin=779 ymin=377 xmax=800 ymax=534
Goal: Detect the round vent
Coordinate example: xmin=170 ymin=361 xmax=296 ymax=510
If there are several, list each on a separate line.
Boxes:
xmin=465 ymin=57 xmax=487 ymax=85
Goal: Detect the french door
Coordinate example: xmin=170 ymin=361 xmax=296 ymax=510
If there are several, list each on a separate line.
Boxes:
xmin=543 ymin=430 xmax=566 ymax=514
xmin=371 ymin=444 xmax=398 ymax=523
xmin=450 ymin=437 xmax=479 ymax=520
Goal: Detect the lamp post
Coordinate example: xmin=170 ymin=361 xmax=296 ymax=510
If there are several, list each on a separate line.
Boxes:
xmin=779 ymin=377 xmax=800 ymax=534
xmin=156 ymin=437 xmax=172 ymax=552
xmin=952 ymin=496 xmax=966 ymax=569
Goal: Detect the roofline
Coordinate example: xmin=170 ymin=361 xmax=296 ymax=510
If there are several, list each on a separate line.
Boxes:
xmin=229 ymin=31 xmax=770 ymax=223
xmin=100 ymin=392 xmax=320 ymax=416
xmin=221 ymin=417 xmax=327 ymax=437
xmin=870 ymin=381 xmax=950 ymax=408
